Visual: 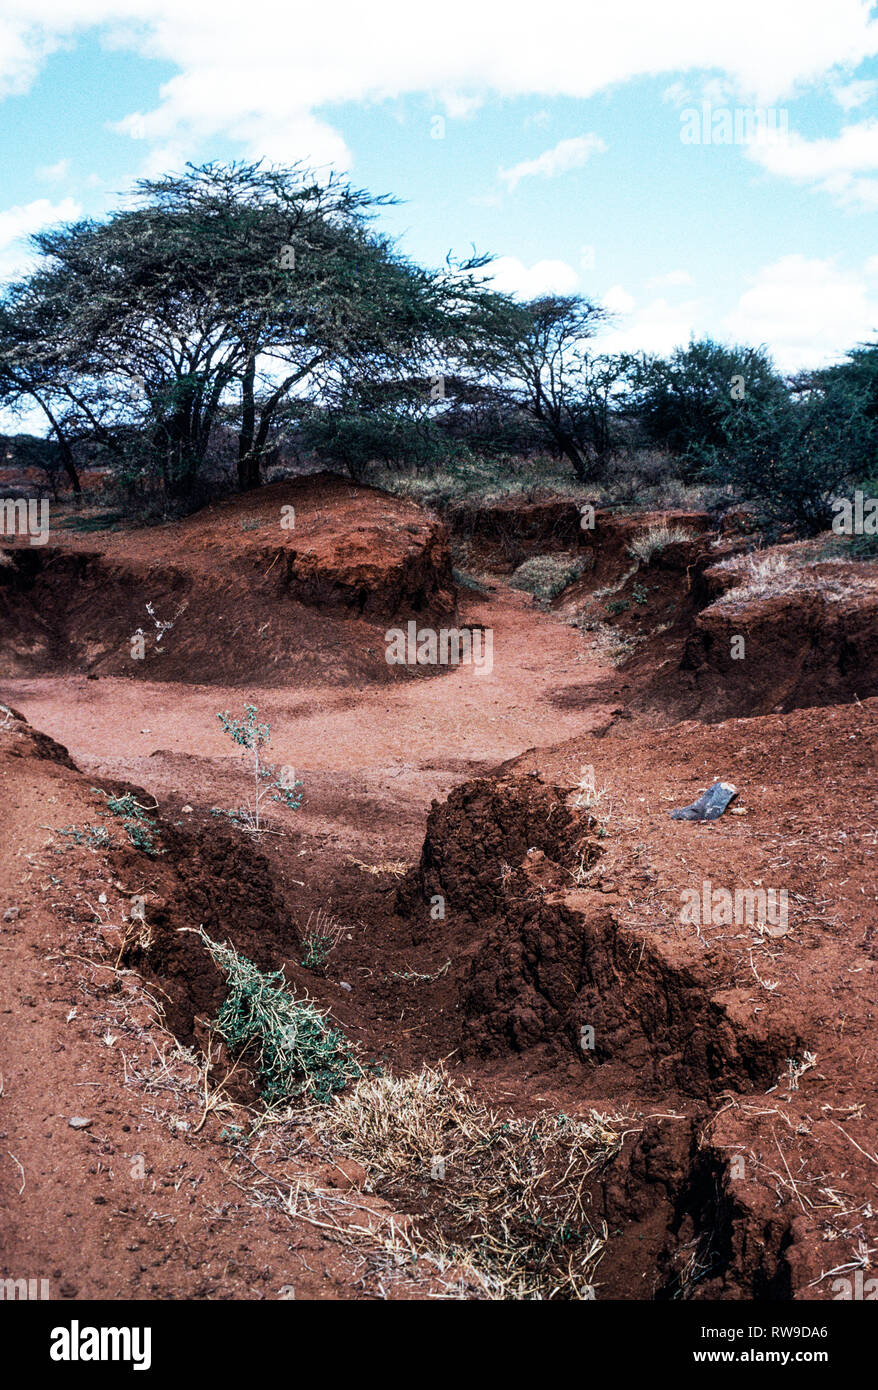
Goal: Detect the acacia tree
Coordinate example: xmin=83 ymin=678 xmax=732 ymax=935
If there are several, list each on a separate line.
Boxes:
xmin=0 ymin=298 xmax=85 ymax=494
xmin=473 ymin=294 xmax=616 ymax=481
xmin=0 ymin=162 xmax=486 ymax=498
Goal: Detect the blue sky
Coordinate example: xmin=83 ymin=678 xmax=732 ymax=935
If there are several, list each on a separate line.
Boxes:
xmin=3 ymin=1 xmax=878 ymax=375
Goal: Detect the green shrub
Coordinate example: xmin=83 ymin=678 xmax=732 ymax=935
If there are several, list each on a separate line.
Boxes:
xmin=704 ymin=383 xmax=876 ymax=536
xmin=630 ymin=339 xmax=786 ymax=472
xmin=200 ymin=930 xmax=362 ymax=1105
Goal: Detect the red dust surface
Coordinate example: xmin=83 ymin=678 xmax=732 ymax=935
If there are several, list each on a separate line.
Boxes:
xmin=1 ymin=478 xmax=877 ymax=1300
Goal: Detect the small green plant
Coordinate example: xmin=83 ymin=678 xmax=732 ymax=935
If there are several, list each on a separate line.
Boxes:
xmin=199 ymin=930 xmax=362 ymax=1105
xmin=219 ymin=1124 xmax=250 ymax=1146
xmin=605 ymin=598 xmax=630 ymax=615
xmin=632 ymin=583 xmax=648 ymax=605
xmin=92 ymin=788 xmax=160 ymax=855
xmin=300 ymin=908 xmax=347 ymax=972
xmin=56 ymin=823 xmax=114 ymax=850
xmin=216 ymin=703 xmax=303 ymax=833
xmin=126 ymin=822 xmax=157 ymax=854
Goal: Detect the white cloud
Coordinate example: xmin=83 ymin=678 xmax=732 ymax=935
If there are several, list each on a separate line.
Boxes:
xmin=603 ymin=284 xmax=636 ymax=315
xmin=487 ymin=255 xmax=579 ymax=298
xmin=499 ymin=134 xmax=606 ymax=190
xmin=35 ymin=157 xmax=70 ymax=181
xmin=439 ymin=91 xmax=482 ymax=120
xmin=646 ymin=269 xmax=695 ymax=289
xmin=832 ymin=78 xmax=878 ymax=111
xmin=663 ymin=76 xmax=734 ymax=109
xmin=2 ymin=1 xmax=877 ymax=171
xmin=746 ymin=117 xmax=878 ymax=207
xmin=0 ymin=196 xmax=81 ymax=280
xmin=599 ymin=294 xmax=703 ymax=357
xmin=724 ymin=254 xmax=878 ymax=370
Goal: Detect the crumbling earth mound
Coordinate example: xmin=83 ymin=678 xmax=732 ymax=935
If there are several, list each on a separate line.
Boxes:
xmin=398 ymin=770 xmax=800 ymax=1094
xmin=675 ymin=551 xmax=878 ymax=719
xmin=0 ymin=474 xmax=456 ymax=686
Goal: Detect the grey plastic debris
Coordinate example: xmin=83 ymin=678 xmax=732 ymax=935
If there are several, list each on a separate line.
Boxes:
xmin=670 ymin=781 xmax=737 ymax=822
xmin=68 ymin=1117 xmax=93 ymax=1130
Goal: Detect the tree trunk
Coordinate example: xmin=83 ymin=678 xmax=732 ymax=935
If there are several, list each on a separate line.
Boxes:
xmin=36 ymin=399 xmax=81 ymax=495
xmin=57 ymin=440 xmax=81 ymax=496
xmin=237 ymin=354 xmax=261 ymax=491
xmin=555 ymin=431 xmax=589 ymax=482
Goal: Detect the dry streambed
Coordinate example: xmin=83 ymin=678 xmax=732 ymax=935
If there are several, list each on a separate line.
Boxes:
xmin=2 ymin=485 xmax=877 ymax=1299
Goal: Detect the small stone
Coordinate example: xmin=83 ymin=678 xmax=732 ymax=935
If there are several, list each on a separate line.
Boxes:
xmin=3 ymin=907 xmax=19 ymax=921
xmin=338 ymin=981 xmax=352 ymax=992
xmin=68 ymin=1117 xmax=92 ymax=1130
xmin=278 ymin=1286 xmax=296 ymax=1300
xmin=181 ymin=805 xmax=193 ymax=814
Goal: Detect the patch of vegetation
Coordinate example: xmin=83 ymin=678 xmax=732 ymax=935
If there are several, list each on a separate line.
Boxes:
xmin=628 ymin=339 xmax=786 ymax=473
xmin=711 ymin=544 xmax=878 ymax=608
xmin=318 ymin=1065 xmax=623 ymax=1299
xmin=605 ymin=598 xmax=630 ymax=615
xmin=627 ymin=524 xmax=697 ymax=565
xmin=216 ymin=703 xmax=303 ymax=833
xmin=574 ymin=615 xmax=644 ymax=666
xmin=699 ymin=373 xmax=877 ymax=537
xmin=92 ymin=788 xmax=160 ymax=855
xmin=300 ymin=908 xmax=347 ymax=972
xmin=451 ymin=566 xmax=491 ymax=595
xmin=632 ymin=583 xmax=648 ymax=605
xmin=509 ymin=552 xmax=587 ymax=602
xmin=371 ymin=454 xmax=587 ymax=511
xmin=846 ymin=532 xmax=878 ymax=560
xmin=56 ymin=823 xmax=114 ymax=850
xmin=200 ymin=930 xmax=363 ymax=1105
xmin=56 ymin=511 xmax=124 ymax=532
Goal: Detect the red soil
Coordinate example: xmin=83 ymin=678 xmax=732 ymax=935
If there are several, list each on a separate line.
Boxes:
xmin=1 ymin=480 xmax=877 ymax=1301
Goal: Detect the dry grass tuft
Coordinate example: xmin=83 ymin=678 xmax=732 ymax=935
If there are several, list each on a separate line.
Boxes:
xmin=713 ymin=547 xmax=878 ymax=608
xmin=314 ymin=1064 xmax=624 ymax=1299
xmin=628 ymin=523 xmax=697 ymax=566
xmin=509 ymin=552 xmax=588 ymax=602
xmin=574 ymin=616 xmax=643 ymax=666
xmin=347 ymin=855 xmax=409 ymax=878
